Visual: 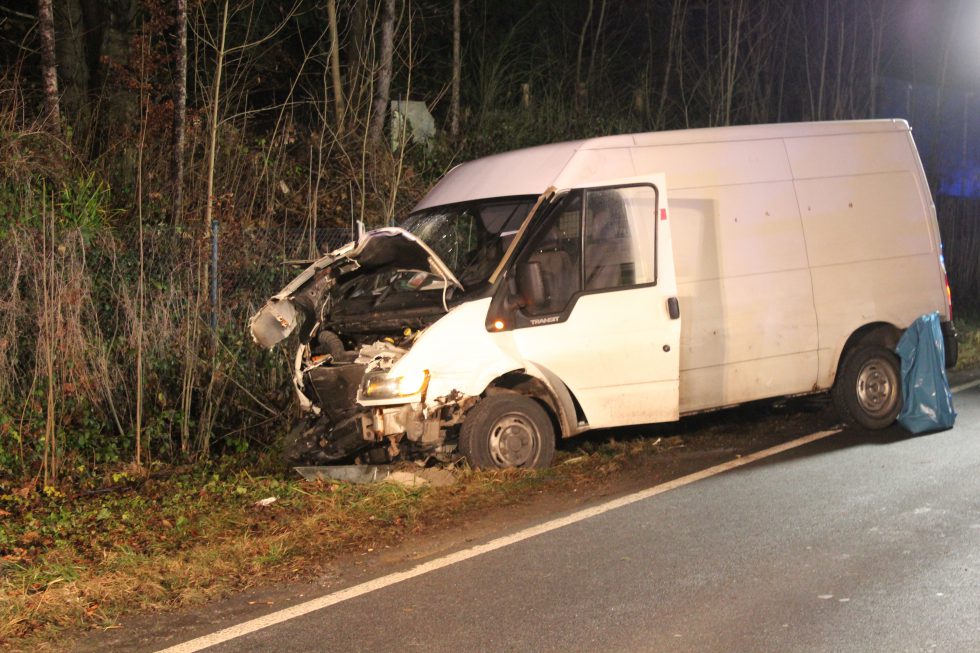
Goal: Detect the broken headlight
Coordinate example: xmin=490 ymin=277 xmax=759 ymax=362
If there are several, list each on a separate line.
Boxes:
xmin=360 ymin=368 xmax=430 ymax=401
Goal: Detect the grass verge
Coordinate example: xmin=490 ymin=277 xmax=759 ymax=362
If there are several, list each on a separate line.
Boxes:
xmin=0 ymin=438 xmax=681 ymax=651
xmin=954 ymin=313 xmax=980 ymax=371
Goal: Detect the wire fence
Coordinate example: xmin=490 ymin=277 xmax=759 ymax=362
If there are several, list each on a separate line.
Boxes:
xmin=104 ymin=220 xmax=356 ymax=336
xmin=209 ymin=222 xmax=354 ymax=331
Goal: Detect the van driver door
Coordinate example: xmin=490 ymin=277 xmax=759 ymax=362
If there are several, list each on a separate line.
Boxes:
xmin=501 ymin=175 xmax=680 ymax=428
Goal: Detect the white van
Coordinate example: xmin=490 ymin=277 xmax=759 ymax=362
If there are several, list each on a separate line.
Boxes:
xmin=251 ymin=119 xmax=957 ymax=469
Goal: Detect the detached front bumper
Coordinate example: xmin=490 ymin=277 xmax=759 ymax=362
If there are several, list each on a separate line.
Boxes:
xmin=286 ymin=361 xmax=458 ymax=465
xmin=284 ymin=413 xmax=367 ymax=464
xmin=284 ymin=362 xmax=371 ymax=464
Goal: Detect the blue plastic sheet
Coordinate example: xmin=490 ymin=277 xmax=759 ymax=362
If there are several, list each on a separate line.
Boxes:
xmin=896 ymin=313 xmax=956 ymax=434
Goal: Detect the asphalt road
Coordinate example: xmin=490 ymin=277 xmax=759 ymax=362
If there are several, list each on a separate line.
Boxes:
xmin=154 ymin=382 xmax=980 ymax=653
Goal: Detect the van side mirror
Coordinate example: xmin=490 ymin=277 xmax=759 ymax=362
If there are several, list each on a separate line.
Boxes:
xmin=514 ymin=261 xmax=546 ymax=310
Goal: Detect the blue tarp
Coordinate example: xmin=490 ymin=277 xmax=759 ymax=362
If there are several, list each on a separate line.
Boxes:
xmin=896 ymin=313 xmax=956 ymax=434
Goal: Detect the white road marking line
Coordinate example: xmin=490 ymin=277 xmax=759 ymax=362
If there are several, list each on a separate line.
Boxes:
xmin=157 ymin=428 xmax=842 ymax=653
xmin=156 ymin=376 xmax=980 ymax=652
xmin=951 ymin=378 xmax=980 ymax=394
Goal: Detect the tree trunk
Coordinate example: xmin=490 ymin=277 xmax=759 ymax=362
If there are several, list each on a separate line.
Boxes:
xmin=656 ymin=0 xmax=687 ymax=130
xmin=368 ymin=0 xmax=396 ymax=149
xmin=450 ymin=0 xmax=461 ymax=136
xmin=38 ymin=0 xmax=61 ymax=133
xmin=204 ymin=0 xmax=228 ymax=234
xmin=816 ymin=0 xmax=830 ymax=120
xmin=574 ymin=0 xmax=594 ymax=108
xmin=585 ymin=0 xmax=608 ymax=93
xmin=327 ymin=0 xmax=345 ymax=136
xmin=53 ymin=0 xmax=88 ymax=135
xmin=348 ymin=0 xmax=375 ymax=131
xmin=172 ymin=0 xmax=187 ymax=224
xmin=81 ymin=0 xmax=136 ymax=157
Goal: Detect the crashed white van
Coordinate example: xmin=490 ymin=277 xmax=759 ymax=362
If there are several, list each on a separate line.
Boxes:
xmin=250 ymin=119 xmax=957 ymax=469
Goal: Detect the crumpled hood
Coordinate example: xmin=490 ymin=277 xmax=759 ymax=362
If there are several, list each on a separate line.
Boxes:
xmin=249 ymin=227 xmax=463 ymax=349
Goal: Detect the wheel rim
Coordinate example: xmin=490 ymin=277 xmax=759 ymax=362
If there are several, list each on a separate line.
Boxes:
xmin=487 ymin=412 xmax=540 ymax=467
xmin=855 ymin=357 xmax=899 ymax=418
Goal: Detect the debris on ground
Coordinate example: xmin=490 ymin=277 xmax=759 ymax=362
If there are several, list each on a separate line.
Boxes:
xmin=387 ymin=471 xmax=429 ymax=488
xmin=294 ymin=465 xmax=392 ymax=483
xmin=404 ymin=467 xmax=456 ymax=488
xmin=293 ymin=465 xmax=457 ymax=487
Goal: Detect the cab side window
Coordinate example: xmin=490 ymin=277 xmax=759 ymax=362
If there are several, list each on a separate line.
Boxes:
xmin=513 ymin=185 xmax=656 ymax=317
xmin=583 ymin=186 xmax=657 ymax=291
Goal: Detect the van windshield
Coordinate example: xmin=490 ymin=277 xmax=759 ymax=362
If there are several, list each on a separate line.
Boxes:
xmin=400 ymin=197 xmax=534 ymax=288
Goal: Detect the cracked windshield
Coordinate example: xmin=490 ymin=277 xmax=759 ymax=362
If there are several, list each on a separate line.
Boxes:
xmin=400 ymin=198 xmax=534 ymax=288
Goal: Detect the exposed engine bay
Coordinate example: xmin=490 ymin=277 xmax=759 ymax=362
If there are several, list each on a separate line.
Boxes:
xmin=249 ymin=198 xmax=533 ymax=465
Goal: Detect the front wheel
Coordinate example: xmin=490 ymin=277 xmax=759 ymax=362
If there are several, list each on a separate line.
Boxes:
xmin=459 ymin=393 xmax=556 ymax=469
xmin=832 ymin=345 xmax=902 ymax=429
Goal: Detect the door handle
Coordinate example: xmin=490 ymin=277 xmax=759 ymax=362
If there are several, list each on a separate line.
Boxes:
xmin=667 ymin=297 xmax=680 ymax=320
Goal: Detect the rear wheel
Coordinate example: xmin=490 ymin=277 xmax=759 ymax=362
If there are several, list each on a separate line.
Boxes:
xmin=832 ymin=345 xmax=902 ymax=429
xmin=459 ymin=393 xmax=556 ymax=469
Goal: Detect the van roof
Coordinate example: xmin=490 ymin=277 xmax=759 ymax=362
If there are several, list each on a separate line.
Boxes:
xmin=413 ymin=119 xmax=911 ymax=211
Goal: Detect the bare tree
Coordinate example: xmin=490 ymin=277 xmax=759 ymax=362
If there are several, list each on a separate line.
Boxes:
xmin=327 ymin=0 xmax=345 ymax=136
xmin=52 ymin=0 xmax=86 ymax=133
xmin=37 ymin=0 xmax=61 ymax=132
xmin=135 ymin=45 xmax=148 ymax=469
xmin=203 ymin=0 xmax=229 ymax=235
xmin=40 ymin=202 xmax=57 ymax=485
xmin=655 ymin=0 xmax=688 ymax=129
xmin=347 ymin=1 xmax=379 ymax=132
xmin=368 ymin=0 xmax=396 ymax=149
xmin=450 ymin=0 xmax=461 ymax=136
xmin=574 ymin=0 xmax=594 ymax=107
xmin=716 ymin=0 xmax=747 ymax=126
xmin=585 ymin=0 xmax=608 ymax=93
xmin=172 ymin=0 xmax=187 ymax=223
xmin=866 ymin=1 xmax=887 ymax=118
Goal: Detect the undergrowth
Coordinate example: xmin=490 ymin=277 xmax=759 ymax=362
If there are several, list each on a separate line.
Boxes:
xmin=954 ymin=311 xmax=980 ymax=370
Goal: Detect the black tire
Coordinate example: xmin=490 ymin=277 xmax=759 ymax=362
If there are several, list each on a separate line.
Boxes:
xmin=316 ymin=330 xmax=347 ymax=358
xmin=832 ymin=345 xmax=902 ymax=429
xmin=459 ymin=393 xmax=556 ymax=469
